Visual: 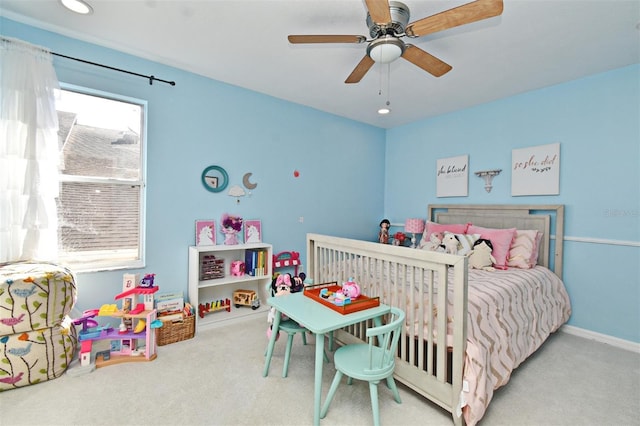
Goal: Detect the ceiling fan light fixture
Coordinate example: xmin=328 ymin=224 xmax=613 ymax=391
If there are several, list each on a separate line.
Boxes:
xmin=367 ymin=36 xmax=404 ymax=64
xmin=60 ymin=0 xmax=93 ymax=15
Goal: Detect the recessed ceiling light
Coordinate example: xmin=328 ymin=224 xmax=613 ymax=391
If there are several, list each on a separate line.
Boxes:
xmin=378 ymin=107 xmax=391 ymax=115
xmin=60 ymin=0 xmax=93 ymax=15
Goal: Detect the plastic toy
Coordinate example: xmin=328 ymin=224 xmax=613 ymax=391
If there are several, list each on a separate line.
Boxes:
xmin=139 ymin=273 xmax=155 ymax=287
xmin=272 ymin=251 xmax=302 ymax=275
xmin=340 ymin=278 xmax=360 ymax=299
xmin=133 ymin=319 xmax=146 ymax=333
xmin=71 ymin=273 xmax=160 ymax=369
xmin=231 ymin=260 xmax=245 ymax=276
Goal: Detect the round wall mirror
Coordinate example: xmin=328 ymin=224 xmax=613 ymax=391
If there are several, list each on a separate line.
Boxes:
xmin=201 ymin=165 xmax=229 ymax=193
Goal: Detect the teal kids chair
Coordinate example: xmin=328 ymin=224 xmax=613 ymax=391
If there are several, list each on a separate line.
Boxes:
xmin=320 ymin=306 xmax=406 ymax=426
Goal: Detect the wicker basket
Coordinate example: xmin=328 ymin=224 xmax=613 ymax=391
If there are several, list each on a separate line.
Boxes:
xmin=156 ymin=315 xmax=195 ymax=346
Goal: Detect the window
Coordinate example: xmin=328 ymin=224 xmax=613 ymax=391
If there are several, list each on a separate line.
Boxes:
xmin=56 ymin=86 xmax=146 ymax=271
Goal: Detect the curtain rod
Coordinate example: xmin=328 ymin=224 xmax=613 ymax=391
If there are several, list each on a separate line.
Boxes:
xmin=52 ymin=52 xmax=176 ymax=87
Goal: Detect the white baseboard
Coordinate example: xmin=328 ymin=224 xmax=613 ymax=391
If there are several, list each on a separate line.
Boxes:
xmin=560 ymin=325 xmax=640 ymax=354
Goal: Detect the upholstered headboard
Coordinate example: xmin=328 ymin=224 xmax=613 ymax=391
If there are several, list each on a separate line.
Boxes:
xmin=427 ymin=204 xmax=564 ymax=278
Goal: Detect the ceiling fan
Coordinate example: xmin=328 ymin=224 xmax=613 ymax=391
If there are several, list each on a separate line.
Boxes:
xmin=287 ymin=0 xmax=503 ymax=83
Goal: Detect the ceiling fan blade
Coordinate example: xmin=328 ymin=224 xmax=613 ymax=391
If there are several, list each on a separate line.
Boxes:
xmin=401 ymin=45 xmax=452 ymax=77
xmin=345 ymin=55 xmax=375 ymax=84
xmin=405 ymin=0 xmax=503 ymax=37
xmin=288 ymin=35 xmax=366 ymax=44
xmin=365 ymin=0 xmax=392 ymax=25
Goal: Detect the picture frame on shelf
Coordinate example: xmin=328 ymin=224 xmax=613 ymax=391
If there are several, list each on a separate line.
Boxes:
xmin=195 ymin=220 xmax=216 ymax=246
xmin=244 ymin=220 xmax=262 ymax=243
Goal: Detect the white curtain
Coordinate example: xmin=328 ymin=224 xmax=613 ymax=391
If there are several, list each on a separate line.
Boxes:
xmin=0 ymin=37 xmax=60 ymax=263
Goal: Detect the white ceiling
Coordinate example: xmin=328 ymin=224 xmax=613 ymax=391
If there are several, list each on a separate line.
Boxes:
xmin=1 ymin=0 xmax=639 ymax=128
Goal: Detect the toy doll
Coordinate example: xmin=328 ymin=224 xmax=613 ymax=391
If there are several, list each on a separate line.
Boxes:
xmin=379 ymin=219 xmax=390 ymax=244
xmin=221 ymin=213 xmax=243 ymax=245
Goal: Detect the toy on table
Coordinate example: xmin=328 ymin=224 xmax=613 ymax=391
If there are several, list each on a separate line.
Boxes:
xmin=318 ymin=278 xmax=361 ymax=307
xmin=340 ymin=278 xmax=360 ymax=299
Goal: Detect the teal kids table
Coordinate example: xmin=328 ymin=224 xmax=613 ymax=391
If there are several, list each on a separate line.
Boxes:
xmin=263 ymin=292 xmax=390 ymax=426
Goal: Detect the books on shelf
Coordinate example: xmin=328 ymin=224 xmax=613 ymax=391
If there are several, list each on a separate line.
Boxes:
xmin=156 ymin=291 xmax=185 ymax=316
xmin=244 ymin=248 xmax=269 ymax=277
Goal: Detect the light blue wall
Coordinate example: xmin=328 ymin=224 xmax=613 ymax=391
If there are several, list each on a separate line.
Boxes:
xmin=3 ymin=18 xmax=639 ymax=343
xmin=1 ymin=18 xmax=386 ymax=312
xmin=385 ymin=65 xmax=640 ymax=343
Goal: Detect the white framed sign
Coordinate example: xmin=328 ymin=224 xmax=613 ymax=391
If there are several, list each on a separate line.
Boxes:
xmin=437 ymin=155 xmax=468 ymax=197
xmin=511 ymin=143 xmax=560 ymax=196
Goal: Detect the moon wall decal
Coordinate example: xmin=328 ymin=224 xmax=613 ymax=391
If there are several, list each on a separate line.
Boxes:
xmin=243 ymin=172 xmax=257 ymax=190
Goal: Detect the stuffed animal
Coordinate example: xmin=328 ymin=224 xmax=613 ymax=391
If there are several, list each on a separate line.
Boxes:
xmin=271 ymin=273 xmax=292 ymax=297
xmin=267 ymin=272 xmax=306 ymax=339
xmin=290 ymin=272 xmax=306 ymax=293
xmin=421 ymin=231 xmax=444 ymax=251
xmin=267 ymin=273 xmax=291 ymax=333
xmin=467 ymin=239 xmax=496 ymax=271
xmin=442 ymin=233 xmax=460 ymax=255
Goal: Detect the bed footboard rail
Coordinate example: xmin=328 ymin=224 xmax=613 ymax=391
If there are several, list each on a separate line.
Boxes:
xmin=307 ymin=233 xmax=468 ymax=425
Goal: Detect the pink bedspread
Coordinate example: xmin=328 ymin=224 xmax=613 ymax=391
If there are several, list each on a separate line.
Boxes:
xmin=459 ymin=267 xmax=570 ymax=425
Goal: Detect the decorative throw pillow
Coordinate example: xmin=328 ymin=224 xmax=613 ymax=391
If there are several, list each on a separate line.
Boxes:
xmin=508 ymin=230 xmax=543 ymax=269
xmin=420 ymin=221 xmax=470 ymax=246
xmin=466 ymin=225 xmax=517 ymax=268
xmin=445 ymin=232 xmax=480 ymax=256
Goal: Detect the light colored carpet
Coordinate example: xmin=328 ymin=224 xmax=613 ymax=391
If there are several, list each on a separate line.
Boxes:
xmin=2 ymin=315 xmax=639 ymax=426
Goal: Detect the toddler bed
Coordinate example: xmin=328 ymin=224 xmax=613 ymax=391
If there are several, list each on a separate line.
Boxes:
xmin=306 ymin=204 xmax=571 ymax=426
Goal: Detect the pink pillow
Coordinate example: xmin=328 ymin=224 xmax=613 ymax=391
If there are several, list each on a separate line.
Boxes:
xmin=467 ymin=225 xmax=516 ymax=268
xmin=422 ymin=221 xmax=470 ymax=241
xmin=507 ymin=230 xmax=541 ymax=269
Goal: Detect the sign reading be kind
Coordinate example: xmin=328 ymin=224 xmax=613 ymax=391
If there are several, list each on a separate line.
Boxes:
xmin=437 ymin=155 xmax=468 ymax=197
xmin=512 ymin=143 xmax=560 ymax=196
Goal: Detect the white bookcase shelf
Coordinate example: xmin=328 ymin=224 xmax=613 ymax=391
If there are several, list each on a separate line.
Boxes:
xmin=188 ymin=243 xmax=272 ymax=332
